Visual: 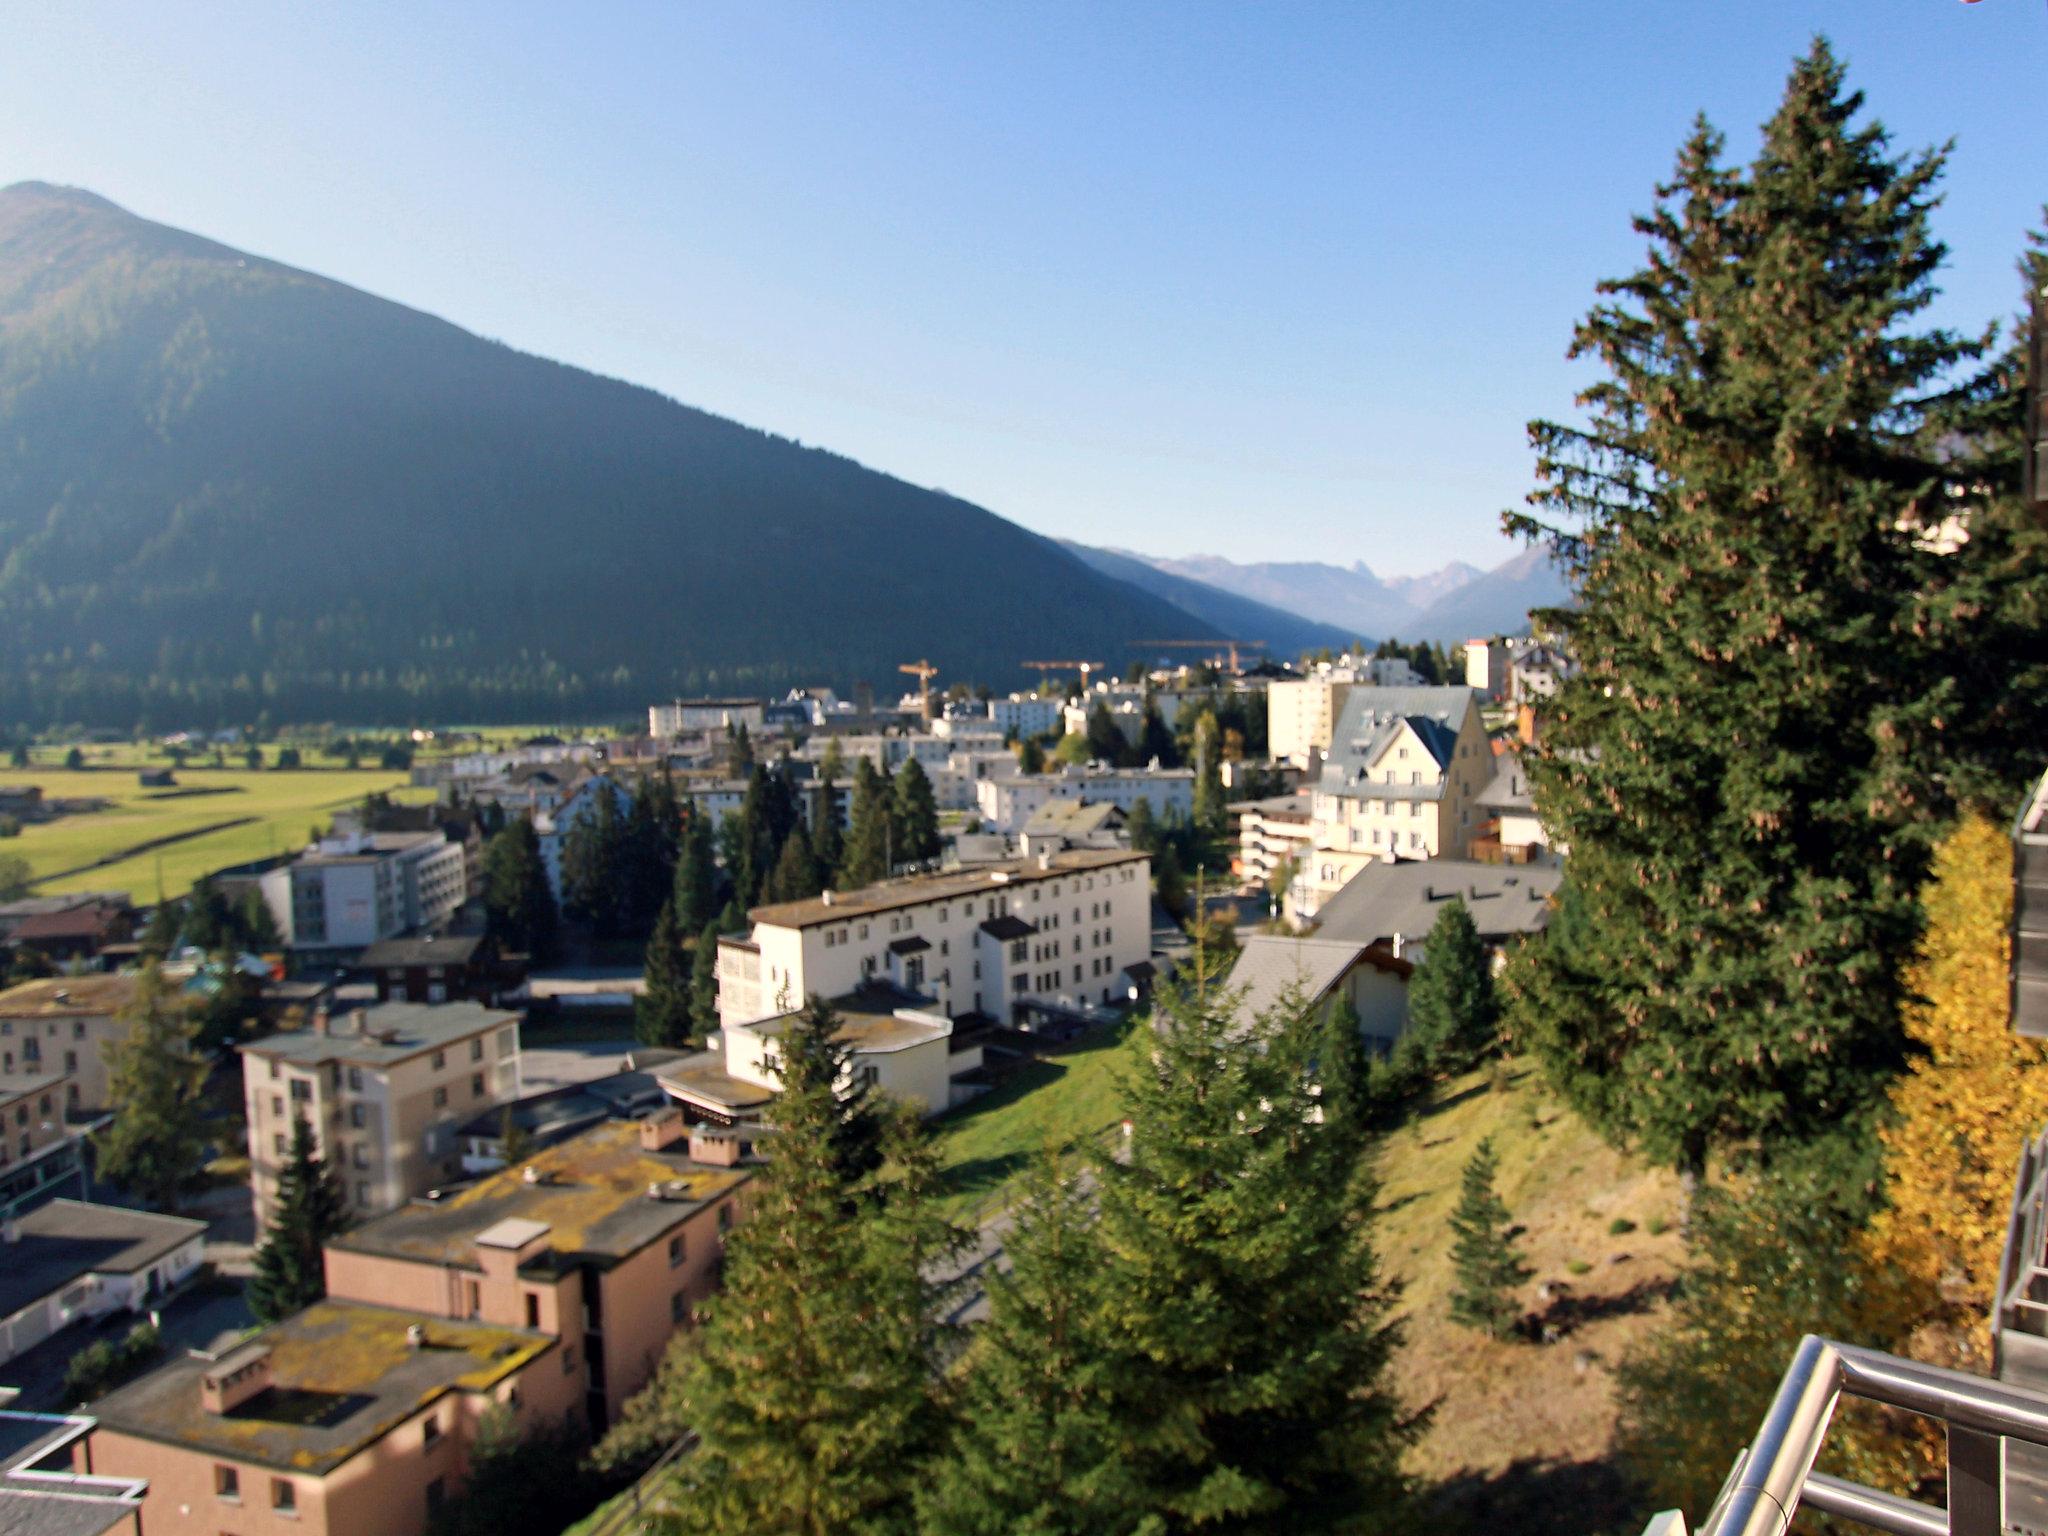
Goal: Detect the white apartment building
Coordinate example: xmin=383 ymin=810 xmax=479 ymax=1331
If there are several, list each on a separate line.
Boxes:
xmin=1268 ymin=679 xmax=1355 ymax=769
xmin=535 ymin=774 xmax=633 ymax=899
xmin=240 ymin=1002 xmax=522 ymax=1225
xmin=716 ymin=849 xmax=1154 ymax=1027
xmin=1295 ymin=686 xmax=1493 ymax=918
xmin=988 ymin=695 xmax=1065 ymax=739
xmin=1236 ymin=791 xmax=1314 ymax=892
xmin=801 ymin=734 xmax=955 ymax=773
xmin=975 ymin=766 xmax=1195 ymax=833
xmin=259 ymin=833 xmax=467 ymax=954
xmin=649 ymin=698 xmax=766 ymax=738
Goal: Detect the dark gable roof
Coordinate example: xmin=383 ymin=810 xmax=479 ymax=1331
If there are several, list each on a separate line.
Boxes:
xmin=357 ymin=933 xmax=488 ymax=969
xmin=978 ymin=915 xmax=1038 ymax=942
xmin=887 ymin=936 xmax=931 ymax=956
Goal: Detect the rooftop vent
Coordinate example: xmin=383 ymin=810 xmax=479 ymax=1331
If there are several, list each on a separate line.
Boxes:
xmin=200 ymin=1345 xmax=274 ymax=1415
xmin=406 ymin=1324 xmax=425 ymax=1350
xmin=640 ymin=1109 xmax=689 ymax=1152
xmin=645 ymin=1179 xmax=694 ymax=1202
xmin=522 ymin=1165 xmax=545 ymax=1185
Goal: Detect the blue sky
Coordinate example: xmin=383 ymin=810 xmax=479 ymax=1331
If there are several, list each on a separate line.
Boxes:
xmin=2 ymin=1 xmax=2040 ymax=572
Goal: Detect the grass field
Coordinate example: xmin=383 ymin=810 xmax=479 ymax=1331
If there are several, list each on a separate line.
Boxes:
xmin=1378 ymin=1060 xmax=1684 ymax=1534
xmin=2 ymin=764 xmax=432 ymax=902
xmin=927 ymin=1017 xmax=1145 ymax=1220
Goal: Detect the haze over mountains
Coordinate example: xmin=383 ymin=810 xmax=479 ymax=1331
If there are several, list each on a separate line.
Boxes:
xmin=0 ymin=182 xmax=1562 ymax=727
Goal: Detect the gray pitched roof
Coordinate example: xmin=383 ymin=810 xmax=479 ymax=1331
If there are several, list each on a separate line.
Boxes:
xmin=1227 ymin=936 xmax=1398 ymax=1028
xmin=0 ymin=1201 xmax=206 ymax=1320
xmin=1476 ymin=752 xmax=1534 ymax=812
xmin=1317 ymin=686 xmax=1478 ymax=800
xmin=1312 ymin=858 xmax=1562 ymax=949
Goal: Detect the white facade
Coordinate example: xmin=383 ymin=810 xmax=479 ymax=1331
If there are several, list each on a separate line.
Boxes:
xmin=1267 ymin=680 xmax=1354 ymax=769
xmin=260 ymin=833 xmax=467 ymax=952
xmin=975 ymin=767 xmax=1195 ymax=833
xmin=989 ymin=696 xmax=1065 ymax=738
xmin=720 ymin=850 xmax=1154 ymax=1025
xmin=649 ymin=699 xmax=766 ymax=738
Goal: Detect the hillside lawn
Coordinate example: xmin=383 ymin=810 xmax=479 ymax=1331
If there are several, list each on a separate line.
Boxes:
xmin=2 ymin=762 xmax=432 ymax=902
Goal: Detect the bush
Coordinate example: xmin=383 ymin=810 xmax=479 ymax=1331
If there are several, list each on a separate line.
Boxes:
xmin=0 ymin=815 xmax=17 ymax=838
xmin=1608 ymin=1217 xmax=1637 ymax=1236
xmin=62 ymin=1320 xmax=162 ymax=1403
xmin=1646 ymin=1216 xmax=1671 ymax=1237
xmin=1566 ymin=1259 xmax=1592 ymax=1277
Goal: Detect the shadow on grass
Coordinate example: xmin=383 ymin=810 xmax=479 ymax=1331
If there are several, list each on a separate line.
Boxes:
xmin=1423 ymin=1455 xmax=1644 ymax=1536
xmin=1523 ymin=1277 xmax=1679 ymax=1341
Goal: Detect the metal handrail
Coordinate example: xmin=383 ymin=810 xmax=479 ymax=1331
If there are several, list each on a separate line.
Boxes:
xmin=1642 ymin=1334 xmax=2048 ymax=1536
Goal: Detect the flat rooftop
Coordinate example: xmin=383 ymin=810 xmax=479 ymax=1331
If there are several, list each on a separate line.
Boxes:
xmin=741 ymin=982 xmax=950 ymax=1055
xmin=329 ymin=1120 xmax=748 ymax=1270
xmin=655 ymin=1055 xmax=779 ymax=1114
xmin=0 ymin=976 xmax=157 ymax=1019
xmin=0 ymin=1411 xmax=143 ymax=1536
xmin=239 ymin=1001 xmax=518 ymax=1070
xmin=90 ymin=1300 xmax=550 ymax=1477
xmin=747 ymin=848 xmax=1147 ymax=930
xmin=0 ymin=1201 xmax=206 ymax=1320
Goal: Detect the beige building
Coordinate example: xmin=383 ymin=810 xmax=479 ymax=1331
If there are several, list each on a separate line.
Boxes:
xmin=717 ymin=849 xmax=1154 ymax=1028
xmin=1267 ymin=678 xmax=1354 ymax=770
xmin=0 ymin=975 xmax=187 ymax=1115
xmin=324 ymin=1116 xmax=750 ymax=1431
xmin=1235 ymin=791 xmax=1313 ymax=893
xmin=1295 ymin=687 xmax=1493 ymax=919
xmin=239 ymin=1003 xmax=522 ymax=1227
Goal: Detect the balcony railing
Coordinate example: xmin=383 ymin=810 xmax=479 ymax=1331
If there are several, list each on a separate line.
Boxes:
xmin=1639 ymin=1334 xmax=2048 ymax=1536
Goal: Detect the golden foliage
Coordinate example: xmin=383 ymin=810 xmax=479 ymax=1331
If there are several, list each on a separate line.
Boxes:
xmin=1866 ymin=812 xmax=2046 ymax=1361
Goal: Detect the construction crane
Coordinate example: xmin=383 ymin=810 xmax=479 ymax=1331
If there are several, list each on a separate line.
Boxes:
xmin=1022 ymin=660 xmax=1106 ymax=694
xmin=898 ymin=659 xmax=940 ymax=723
xmin=1130 ymin=638 xmax=1267 ymax=674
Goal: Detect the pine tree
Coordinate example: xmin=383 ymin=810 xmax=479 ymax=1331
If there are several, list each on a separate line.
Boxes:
xmin=654 ymin=999 xmax=953 ymax=1535
xmin=1190 ymin=712 xmax=1226 ymax=840
xmin=1447 ymin=1139 xmax=1530 ymax=1339
xmin=248 ymin=1115 xmax=348 ymax=1322
xmin=94 ymin=964 xmax=212 ymax=1214
xmin=498 ymin=1103 xmax=535 ymax=1169
xmin=892 ymin=759 xmax=941 ymax=866
xmin=727 ymin=721 xmax=754 ymax=777
xmin=1153 ymin=843 xmax=1186 ymax=921
xmin=762 ymin=829 xmax=824 ymax=905
xmin=689 ymin=921 xmax=722 ymax=1037
xmin=635 ymin=897 xmax=694 ymax=1048
xmin=1084 ymin=976 xmax=1413 ymax=1531
xmin=481 ymin=817 xmax=559 ymax=963
xmin=620 ymin=771 xmax=679 ymax=936
xmin=1503 ymin=43 xmax=2035 ymax=1176
xmin=917 ymin=1161 xmax=1154 ymax=1536
xmin=561 ymin=781 xmax=627 ymax=938
xmin=1084 ymin=703 xmax=1128 ymax=767
xmin=842 ymin=757 xmax=895 ymax=888
xmin=1400 ymin=898 xmax=1498 ymax=1075
xmin=1137 ymin=699 xmax=1177 ymax=767
xmin=138 ymin=900 xmax=181 ymax=960
xmin=672 ymin=806 xmax=720 ymax=936
xmin=236 ymin=887 xmax=281 ymax=950
xmin=1125 ymin=796 xmax=1158 ymax=854
xmin=810 ymin=768 xmax=844 ymax=878
xmin=1018 ymin=737 xmax=1046 ymax=775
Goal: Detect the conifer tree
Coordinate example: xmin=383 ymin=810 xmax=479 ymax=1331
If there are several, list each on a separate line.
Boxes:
xmin=1503 ymin=43 xmax=2038 ymax=1175
xmin=689 ymin=921 xmax=722 ymax=1038
xmin=763 ymin=829 xmax=824 ymax=906
xmin=917 ymin=1161 xmax=1152 ymax=1536
xmin=672 ymin=806 xmax=719 ymax=936
xmin=1190 ymin=712 xmax=1226 ymax=840
xmin=654 ymin=999 xmax=953 ymax=1535
xmin=138 ymin=899 xmax=180 ymax=960
xmin=810 ymin=769 xmax=844 ymax=878
xmin=1124 ymin=795 xmax=1158 ymax=854
xmin=1018 ymin=736 xmax=1046 ymax=775
xmin=1084 ymin=703 xmax=1128 ymax=767
xmin=892 ymin=759 xmax=941 ymax=866
xmin=481 ymin=817 xmax=558 ymax=962
xmin=237 ymin=887 xmax=281 ymax=951
xmin=1401 ymin=898 xmax=1497 ymax=1075
xmin=561 ymin=781 xmax=626 ymax=938
xmin=498 ymin=1104 xmax=535 ymax=1169
xmin=635 ymin=898 xmax=694 ymax=1048
xmin=1085 ymin=977 xmax=1412 ymax=1531
xmin=1137 ymin=699 xmax=1177 ymax=767
xmin=842 ymin=757 xmax=895 ymax=888
xmin=727 ymin=721 xmax=754 ymax=778
xmin=1153 ymin=843 xmax=1186 ymax=921
xmin=1447 ymin=1139 xmax=1529 ymax=1339
xmin=248 ymin=1115 xmax=348 ymax=1322
xmin=94 ymin=965 xmax=212 ymax=1214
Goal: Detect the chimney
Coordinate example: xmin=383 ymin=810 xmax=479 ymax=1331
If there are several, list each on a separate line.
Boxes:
xmin=406 ymin=1324 xmax=425 ymax=1350
xmin=312 ymin=1008 xmax=330 ymax=1037
xmin=350 ymin=1008 xmax=368 ymax=1035
xmin=200 ymin=1345 xmax=274 ymax=1415
xmin=639 ymin=1109 xmax=689 ymax=1153
xmin=822 ymin=890 xmax=834 ymax=906
xmin=689 ymin=1128 xmax=742 ymax=1168
xmin=522 ymin=1165 xmax=544 ymax=1185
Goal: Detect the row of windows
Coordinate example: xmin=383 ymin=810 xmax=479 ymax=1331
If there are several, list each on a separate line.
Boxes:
xmin=815 ymin=867 xmax=1137 ymax=950
xmin=0 ymin=1018 xmax=88 ymax=1039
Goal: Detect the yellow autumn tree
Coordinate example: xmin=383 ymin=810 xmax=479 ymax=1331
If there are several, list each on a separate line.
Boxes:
xmin=1865 ymin=810 xmax=2048 ymax=1368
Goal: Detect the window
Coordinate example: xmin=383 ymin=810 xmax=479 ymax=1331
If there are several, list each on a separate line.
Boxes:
xmin=350 ymin=1103 xmax=366 ymax=1128
xmin=433 ymin=1087 xmax=449 ymax=1109
xmin=62 ymin=1051 xmax=75 ymax=1073
xmin=269 ymin=1059 xmax=280 ymax=1079
xmin=669 ymin=1234 xmax=686 ymax=1267
xmin=214 ymin=1464 xmax=239 ymax=1501
xmin=472 ymin=1073 xmax=485 ymax=1098
xmin=356 ymin=1180 xmax=369 ymax=1205
xmin=671 ymin=1290 xmax=688 ymax=1323
xmin=426 ymin=1476 xmax=447 ymax=1512
xmin=348 ymin=1066 xmax=363 ymax=1091
xmin=423 ymin=1413 xmax=442 ymax=1447
xmin=470 ymin=1038 xmax=483 ymax=1062
xmin=71 ymin=1020 xmax=84 ymax=1040
xmin=272 ymin=1477 xmax=297 ymax=1514
xmin=353 ymin=1144 xmax=367 ymax=1169
xmin=274 ymin=1133 xmax=287 ymax=1157
xmin=431 ymin=1050 xmax=446 ymax=1071
xmin=525 ymin=1292 xmax=541 ymax=1328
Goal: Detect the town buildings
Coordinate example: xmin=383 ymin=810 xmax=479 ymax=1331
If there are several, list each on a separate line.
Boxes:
xmin=974 ymin=765 xmax=1193 ymax=833
xmin=239 ymin=1003 xmax=522 ymax=1226
xmin=1235 ymin=791 xmax=1314 ymax=892
xmin=0 ymin=1070 xmax=88 ymax=1215
xmin=0 ymin=1409 xmax=146 ymax=1535
xmin=1227 ymin=935 xmax=1414 ymax=1052
xmin=1309 ymin=857 xmax=1563 ymax=962
xmin=1294 ymin=687 xmax=1493 ymax=918
xmin=356 ymin=934 xmax=510 ymax=1005
xmin=257 ymin=833 xmax=467 ymax=958
xmin=1472 ymin=749 xmax=1553 ymax=864
xmin=0 ymin=975 xmax=183 ymax=1116
xmin=1267 ymin=678 xmax=1353 ymax=770
xmin=648 ymin=697 xmax=766 ymax=738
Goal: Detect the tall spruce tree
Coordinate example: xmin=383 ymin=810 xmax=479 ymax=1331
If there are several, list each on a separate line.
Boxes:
xmin=763 ymin=829 xmax=824 ymax=905
xmin=654 ymin=999 xmax=953 ymax=1535
xmin=481 ymin=817 xmax=559 ymax=962
xmin=842 ymin=757 xmax=895 ymax=888
xmin=1400 ymin=898 xmax=1498 ymax=1075
xmin=689 ymin=920 xmax=722 ymax=1038
xmin=1190 ymin=712 xmax=1227 ymax=841
xmin=560 ymin=781 xmax=627 ymax=938
xmin=1084 ymin=977 xmax=1412 ymax=1531
xmin=892 ymin=759 xmax=942 ymax=866
xmin=811 ymin=769 xmax=844 ymax=878
xmin=1447 ymin=1139 xmax=1530 ymax=1339
xmin=248 ymin=1115 xmax=348 ymax=1322
xmin=635 ymin=897 xmax=694 ymax=1048
xmin=672 ymin=806 xmax=720 ymax=936
xmin=1503 ymin=42 xmax=2036 ymax=1176
xmin=94 ymin=964 xmax=212 ymax=1213
xmin=917 ymin=1161 xmax=1154 ymax=1536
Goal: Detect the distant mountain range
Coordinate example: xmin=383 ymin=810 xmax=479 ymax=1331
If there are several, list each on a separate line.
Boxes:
xmin=1060 ymin=544 xmax=1367 ymax=657
xmin=0 ymin=182 xmax=1216 ymax=726
xmin=1099 ymin=546 xmax=1569 ymax=647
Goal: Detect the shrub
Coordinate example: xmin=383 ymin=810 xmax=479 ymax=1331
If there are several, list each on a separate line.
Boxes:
xmin=1608 ymin=1217 xmax=1637 ymax=1236
xmin=62 ymin=1320 xmax=163 ymax=1403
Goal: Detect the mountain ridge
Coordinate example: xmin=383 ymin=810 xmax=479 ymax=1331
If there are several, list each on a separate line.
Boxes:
xmin=0 ymin=183 xmax=1219 ymax=726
